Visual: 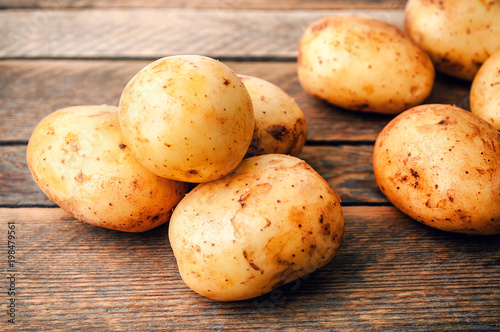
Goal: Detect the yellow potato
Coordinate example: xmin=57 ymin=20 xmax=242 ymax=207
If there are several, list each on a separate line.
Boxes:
xmin=297 ymin=14 xmax=434 ymax=114
xmin=169 ymin=154 xmax=344 ymax=301
xmin=26 ymin=105 xmax=189 ymax=232
xmin=119 ymin=55 xmax=254 ymax=183
xmin=470 ymin=50 xmax=500 ymax=130
xmin=373 ymin=104 xmax=500 ymax=235
xmin=405 ymin=0 xmax=500 ymax=81
xmin=238 ymin=75 xmax=307 ymax=158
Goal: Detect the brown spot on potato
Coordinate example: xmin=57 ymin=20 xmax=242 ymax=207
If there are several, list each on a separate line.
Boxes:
xmin=119 ymin=143 xmax=126 ymax=149
xmin=64 ymin=133 xmax=80 ymax=152
xmin=323 ymin=223 xmax=331 ymax=236
xmin=242 ymin=250 xmax=262 ymax=273
xmin=262 ymin=219 xmax=271 ymax=230
xmin=266 ymin=125 xmax=289 ymax=141
xmin=74 ymin=170 xmax=88 ymax=183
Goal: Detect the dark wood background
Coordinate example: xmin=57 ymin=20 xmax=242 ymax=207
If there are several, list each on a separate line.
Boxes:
xmin=0 ymin=0 xmax=498 ymax=330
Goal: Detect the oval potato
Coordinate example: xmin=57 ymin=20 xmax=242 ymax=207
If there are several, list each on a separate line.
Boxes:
xmin=169 ymin=154 xmax=344 ymax=301
xmin=405 ymin=0 xmax=500 ymax=81
xmin=297 ymin=14 xmax=434 ymax=114
xmin=119 ymin=55 xmax=254 ymax=183
xmin=373 ymin=104 xmax=500 ymax=235
xmin=470 ymin=50 xmax=500 ymax=130
xmin=27 ymin=105 xmax=189 ymax=232
xmin=239 ymin=74 xmax=307 ymax=158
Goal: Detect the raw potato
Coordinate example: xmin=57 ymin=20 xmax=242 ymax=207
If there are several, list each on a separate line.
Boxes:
xmin=119 ymin=55 xmax=254 ymax=183
xmin=470 ymin=50 xmax=500 ymax=130
xmin=297 ymin=14 xmax=434 ymax=114
xmin=405 ymin=0 xmax=500 ymax=81
xmin=26 ymin=105 xmax=189 ymax=232
xmin=239 ymin=75 xmax=307 ymax=158
xmin=169 ymin=154 xmax=344 ymax=301
xmin=373 ymin=104 xmax=500 ymax=235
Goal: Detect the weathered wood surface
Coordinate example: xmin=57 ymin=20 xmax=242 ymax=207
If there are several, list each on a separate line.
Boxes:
xmin=1 ymin=206 xmax=498 ymax=331
xmin=0 ymin=0 xmax=407 ymax=10
xmin=0 ymin=144 xmax=383 ymax=207
xmin=0 ymin=8 xmax=405 ymax=58
xmin=0 ymin=60 xmax=471 ymax=142
xmin=1 ymin=1 xmax=499 ymax=330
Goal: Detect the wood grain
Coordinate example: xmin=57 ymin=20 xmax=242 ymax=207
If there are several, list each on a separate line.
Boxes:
xmin=1 ymin=2 xmax=494 ymax=329
xmin=0 ymin=60 xmax=471 ymax=142
xmin=0 ymin=0 xmax=407 ymax=10
xmin=0 ymin=144 xmax=384 ymax=206
xmin=0 ymin=8 xmax=405 ymax=58
xmin=0 ymin=145 xmax=55 ymax=206
xmin=1 ymin=206 xmax=498 ymax=330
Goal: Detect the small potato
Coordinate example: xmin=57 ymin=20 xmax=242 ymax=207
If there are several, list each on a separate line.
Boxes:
xmin=405 ymin=0 xmax=500 ymax=81
xmin=238 ymin=75 xmax=307 ymax=158
xmin=373 ymin=104 xmax=500 ymax=235
xmin=119 ymin=55 xmax=254 ymax=183
xmin=297 ymin=14 xmax=434 ymax=114
xmin=470 ymin=50 xmax=500 ymax=130
xmin=26 ymin=105 xmax=189 ymax=232
xmin=169 ymin=154 xmax=344 ymax=301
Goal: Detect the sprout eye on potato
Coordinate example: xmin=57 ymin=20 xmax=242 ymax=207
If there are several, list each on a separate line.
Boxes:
xmin=119 ymin=55 xmax=254 ymax=183
xmin=405 ymin=0 xmax=500 ymax=81
xmin=238 ymin=75 xmax=307 ymax=158
xmin=297 ymin=14 xmax=434 ymax=114
xmin=373 ymin=104 xmax=500 ymax=235
xmin=168 ymin=154 xmax=344 ymax=301
xmin=26 ymin=105 xmax=189 ymax=232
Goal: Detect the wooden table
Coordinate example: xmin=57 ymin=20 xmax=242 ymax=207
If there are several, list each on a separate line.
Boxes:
xmin=1 ymin=1 xmax=499 ymax=330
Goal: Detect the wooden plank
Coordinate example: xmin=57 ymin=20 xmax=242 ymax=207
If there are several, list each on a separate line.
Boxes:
xmin=1 ymin=206 xmax=498 ymax=330
xmin=0 ymin=145 xmax=55 ymax=206
xmin=0 ymin=60 xmax=472 ymax=143
xmin=0 ymin=8 xmax=405 ymax=58
xmin=0 ymin=144 xmax=384 ymax=206
xmin=0 ymin=0 xmax=407 ymax=10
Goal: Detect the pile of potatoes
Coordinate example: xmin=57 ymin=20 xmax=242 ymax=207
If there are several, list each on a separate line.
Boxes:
xmin=27 ymin=55 xmax=344 ymax=301
xmin=27 ymin=0 xmax=500 ymax=302
xmin=297 ymin=0 xmax=500 ymax=236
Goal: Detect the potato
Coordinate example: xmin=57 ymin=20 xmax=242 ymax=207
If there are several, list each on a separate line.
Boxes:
xmin=373 ymin=104 xmax=500 ymax=235
xmin=297 ymin=14 xmax=434 ymax=114
xmin=238 ymin=75 xmax=307 ymax=158
xmin=405 ymin=0 xmax=500 ymax=81
xmin=119 ymin=55 xmax=254 ymax=183
xmin=26 ymin=105 xmax=189 ymax=232
xmin=470 ymin=50 xmax=500 ymax=130
xmin=169 ymin=154 xmax=344 ymax=301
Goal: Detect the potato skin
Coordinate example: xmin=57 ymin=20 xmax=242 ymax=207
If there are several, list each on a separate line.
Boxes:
xmin=297 ymin=14 xmax=434 ymax=114
xmin=405 ymin=0 xmax=500 ymax=81
xmin=470 ymin=50 xmax=500 ymax=130
xmin=373 ymin=104 xmax=500 ymax=235
xmin=26 ymin=105 xmax=189 ymax=232
xmin=169 ymin=154 xmax=344 ymax=301
xmin=119 ymin=55 xmax=254 ymax=183
xmin=239 ymin=75 xmax=307 ymax=158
